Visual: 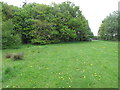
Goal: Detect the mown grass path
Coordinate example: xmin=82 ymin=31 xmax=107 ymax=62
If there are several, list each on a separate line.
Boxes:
xmin=2 ymin=41 xmax=118 ymax=88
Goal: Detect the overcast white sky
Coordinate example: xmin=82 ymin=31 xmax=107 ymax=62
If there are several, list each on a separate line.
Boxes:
xmin=1 ymin=0 xmax=119 ymax=35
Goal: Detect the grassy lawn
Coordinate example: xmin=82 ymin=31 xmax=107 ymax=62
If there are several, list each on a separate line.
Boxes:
xmin=2 ymin=41 xmax=118 ymax=88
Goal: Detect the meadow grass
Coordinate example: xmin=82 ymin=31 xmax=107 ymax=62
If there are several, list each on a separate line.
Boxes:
xmin=2 ymin=41 xmax=118 ymax=88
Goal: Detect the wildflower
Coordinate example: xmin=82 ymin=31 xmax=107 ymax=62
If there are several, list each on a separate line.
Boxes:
xmin=69 ymin=86 xmax=71 ymax=88
xmin=61 ymin=77 xmax=64 ymax=80
xmin=98 ymin=79 xmax=101 ymax=80
xmin=83 ymin=76 xmax=86 ymax=78
xmin=98 ymin=75 xmax=101 ymax=77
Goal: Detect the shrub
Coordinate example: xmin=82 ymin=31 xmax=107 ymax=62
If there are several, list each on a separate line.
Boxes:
xmin=2 ymin=20 xmax=22 ymax=49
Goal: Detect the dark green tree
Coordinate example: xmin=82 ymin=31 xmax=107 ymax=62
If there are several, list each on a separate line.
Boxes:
xmin=2 ymin=1 xmax=93 ymax=46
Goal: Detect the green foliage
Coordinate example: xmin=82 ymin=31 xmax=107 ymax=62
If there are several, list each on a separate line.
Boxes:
xmin=98 ymin=11 xmax=118 ymax=41
xmin=2 ymin=20 xmax=22 ymax=49
xmin=59 ymin=26 xmax=77 ymax=41
xmin=1 ymin=2 xmax=19 ymax=21
xmin=1 ymin=1 xmax=93 ymax=45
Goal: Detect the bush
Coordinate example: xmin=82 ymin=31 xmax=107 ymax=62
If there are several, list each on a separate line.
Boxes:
xmin=2 ymin=20 xmax=22 ymax=49
xmin=12 ymin=2 xmax=93 ymax=45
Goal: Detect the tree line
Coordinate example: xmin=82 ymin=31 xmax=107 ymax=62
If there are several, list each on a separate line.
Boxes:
xmin=98 ymin=11 xmax=118 ymax=41
xmin=1 ymin=1 xmax=94 ymax=49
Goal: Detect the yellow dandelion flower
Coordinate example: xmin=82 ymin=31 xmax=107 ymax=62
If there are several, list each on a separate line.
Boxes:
xmin=98 ymin=75 xmax=101 ymax=77
xmin=98 ymin=79 xmax=101 ymax=80
xmin=83 ymin=76 xmax=86 ymax=78
xmin=61 ymin=77 xmax=63 ymax=79
xmin=69 ymin=86 xmax=71 ymax=88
